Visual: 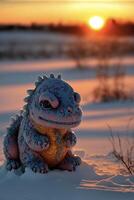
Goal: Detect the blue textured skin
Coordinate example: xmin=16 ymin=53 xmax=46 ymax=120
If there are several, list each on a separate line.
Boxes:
xmin=64 ymin=131 xmax=77 ymax=148
xmin=23 ymin=118 xmax=50 ymax=152
xmin=3 ymin=74 xmax=82 ymax=173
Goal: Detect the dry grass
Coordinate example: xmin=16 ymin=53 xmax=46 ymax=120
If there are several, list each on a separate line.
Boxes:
xmin=92 ymin=60 xmax=130 ymax=102
xmin=108 ymin=122 xmax=134 ymax=175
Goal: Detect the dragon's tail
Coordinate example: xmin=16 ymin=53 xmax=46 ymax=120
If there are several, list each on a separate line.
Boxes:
xmin=3 ymin=113 xmax=23 ymax=171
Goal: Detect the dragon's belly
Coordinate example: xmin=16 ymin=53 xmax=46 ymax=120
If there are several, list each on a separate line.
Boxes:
xmin=40 ymin=129 xmax=68 ymax=168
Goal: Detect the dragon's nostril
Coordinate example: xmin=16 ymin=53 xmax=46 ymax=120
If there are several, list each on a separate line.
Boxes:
xmin=77 ymin=107 xmax=80 ymax=112
xmin=67 ymin=106 xmax=73 ymax=113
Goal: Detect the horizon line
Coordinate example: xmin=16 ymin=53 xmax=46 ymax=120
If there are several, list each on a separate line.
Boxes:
xmin=0 ymin=19 xmax=134 ymax=24
xmin=1 ymin=0 xmax=134 ymax=4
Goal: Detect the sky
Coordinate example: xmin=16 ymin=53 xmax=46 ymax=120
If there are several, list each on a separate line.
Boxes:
xmin=0 ymin=0 xmax=134 ymax=24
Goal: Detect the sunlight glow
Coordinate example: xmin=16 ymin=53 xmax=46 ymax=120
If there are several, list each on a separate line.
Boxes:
xmin=88 ymin=16 xmax=105 ymax=31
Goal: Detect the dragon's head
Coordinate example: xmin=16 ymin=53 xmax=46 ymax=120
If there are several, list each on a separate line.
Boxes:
xmin=24 ymin=74 xmax=82 ymax=129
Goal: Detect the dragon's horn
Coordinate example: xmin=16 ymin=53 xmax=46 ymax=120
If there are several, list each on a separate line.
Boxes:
xmin=24 ymin=96 xmax=30 ymax=102
xmin=15 ymin=114 xmax=19 ymax=119
xmin=27 ymin=89 xmax=34 ymax=95
xmin=50 ymin=73 xmax=55 ymax=78
xmin=35 ymin=81 xmax=39 ymax=86
xmin=23 ymin=104 xmax=27 ymax=110
xmin=10 ymin=117 xmax=16 ymax=123
xmin=20 ymin=110 xmax=23 ymax=114
xmin=38 ymin=76 xmax=43 ymax=82
xmin=7 ymin=127 xmax=10 ymax=132
xmin=57 ymin=74 xmax=61 ymax=79
xmin=43 ymin=75 xmax=48 ymax=80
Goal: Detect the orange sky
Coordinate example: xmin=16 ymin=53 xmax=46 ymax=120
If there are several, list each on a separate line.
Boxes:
xmin=0 ymin=0 xmax=134 ymax=24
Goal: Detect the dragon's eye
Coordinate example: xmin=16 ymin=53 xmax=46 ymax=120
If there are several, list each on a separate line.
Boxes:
xmin=40 ymin=100 xmax=52 ymax=109
xmin=39 ymin=91 xmax=59 ymax=109
xmin=74 ymin=92 xmax=81 ymax=104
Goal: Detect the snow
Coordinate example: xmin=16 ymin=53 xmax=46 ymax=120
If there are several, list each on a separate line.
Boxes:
xmin=0 ymin=31 xmax=79 ymax=60
xmin=0 ymin=162 xmax=133 ymax=200
xmin=0 ymin=53 xmax=134 ymax=199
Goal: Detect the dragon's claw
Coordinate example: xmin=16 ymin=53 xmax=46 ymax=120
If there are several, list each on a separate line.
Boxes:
xmin=73 ymin=156 xmax=81 ymax=166
xmin=30 ymin=161 xmax=49 ymax=174
xmin=6 ymin=159 xmax=21 ymax=171
xmin=66 ymin=156 xmax=81 ymax=166
xmin=58 ymin=155 xmax=81 ymax=171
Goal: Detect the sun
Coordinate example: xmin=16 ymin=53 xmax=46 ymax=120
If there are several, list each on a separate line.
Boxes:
xmin=88 ymin=16 xmax=105 ymax=31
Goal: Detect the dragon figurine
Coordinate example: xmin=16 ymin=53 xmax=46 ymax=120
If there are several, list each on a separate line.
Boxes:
xmin=3 ymin=74 xmax=82 ymax=173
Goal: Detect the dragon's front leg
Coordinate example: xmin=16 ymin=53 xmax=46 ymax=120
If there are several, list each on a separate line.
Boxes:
xmin=21 ymin=127 xmax=50 ymax=173
xmin=21 ymin=143 xmax=49 ymax=173
xmin=19 ymin=134 xmax=49 ymax=174
xmin=64 ymin=131 xmax=77 ymax=148
xmin=57 ymin=131 xmax=81 ymax=171
xmin=23 ymin=127 xmax=50 ymax=152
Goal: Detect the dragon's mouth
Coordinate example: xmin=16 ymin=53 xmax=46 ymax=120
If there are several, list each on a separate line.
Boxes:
xmin=39 ymin=116 xmax=80 ymax=125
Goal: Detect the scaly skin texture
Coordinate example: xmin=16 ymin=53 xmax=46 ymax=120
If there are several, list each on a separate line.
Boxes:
xmin=3 ymin=74 xmax=82 ymax=173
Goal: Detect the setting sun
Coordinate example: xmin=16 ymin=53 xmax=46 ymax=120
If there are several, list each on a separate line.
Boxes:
xmin=88 ymin=16 xmax=105 ymax=31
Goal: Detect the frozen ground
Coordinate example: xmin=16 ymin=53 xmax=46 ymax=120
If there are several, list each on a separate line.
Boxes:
xmin=0 ymin=31 xmax=134 ymax=59
xmin=0 ymin=58 xmax=134 ymax=199
xmin=0 ymin=162 xmax=134 ymax=200
xmin=0 ymin=31 xmax=78 ymax=59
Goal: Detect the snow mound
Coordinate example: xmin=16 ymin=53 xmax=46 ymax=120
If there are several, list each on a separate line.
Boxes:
xmin=0 ymin=161 xmax=133 ymax=200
